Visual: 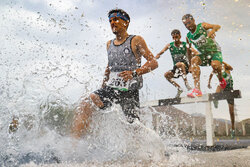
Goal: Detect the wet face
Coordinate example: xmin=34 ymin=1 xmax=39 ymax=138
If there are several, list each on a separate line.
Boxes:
xmin=182 ymin=18 xmax=196 ymax=32
xmin=109 ymin=16 xmax=128 ymax=34
xmin=172 ymin=34 xmax=181 ymax=42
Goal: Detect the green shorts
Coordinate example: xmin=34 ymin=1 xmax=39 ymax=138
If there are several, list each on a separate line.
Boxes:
xmin=198 ymin=52 xmax=223 ymax=66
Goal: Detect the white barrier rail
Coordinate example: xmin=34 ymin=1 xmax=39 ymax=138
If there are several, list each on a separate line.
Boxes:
xmin=141 ymin=90 xmax=242 ymax=146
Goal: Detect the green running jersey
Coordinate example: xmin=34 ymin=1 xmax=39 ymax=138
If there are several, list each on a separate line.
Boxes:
xmin=187 ymin=23 xmax=221 ymax=54
xmin=169 ymin=41 xmax=188 ymax=65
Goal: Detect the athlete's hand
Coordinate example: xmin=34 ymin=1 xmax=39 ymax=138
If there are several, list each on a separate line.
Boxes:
xmin=119 ymin=71 xmax=133 ymax=82
xmin=207 ymin=31 xmax=216 ymax=39
xmin=155 ymin=54 xmax=160 ymax=59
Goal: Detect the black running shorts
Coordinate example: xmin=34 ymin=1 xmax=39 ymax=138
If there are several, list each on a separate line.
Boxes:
xmin=93 ymin=86 xmax=140 ymax=122
xmin=170 ymin=62 xmax=189 ymax=78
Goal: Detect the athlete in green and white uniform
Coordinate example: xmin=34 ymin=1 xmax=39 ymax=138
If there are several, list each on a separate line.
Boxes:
xmin=169 ymin=41 xmax=189 ymax=69
xmin=156 ymin=29 xmax=198 ymax=98
xmin=187 ymin=23 xmax=223 ymax=66
xmin=208 ymin=62 xmax=235 ymax=138
xmin=182 ymin=14 xmax=227 ymax=98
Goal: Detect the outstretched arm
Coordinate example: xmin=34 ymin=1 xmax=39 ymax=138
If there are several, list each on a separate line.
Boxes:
xmin=102 ymin=65 xmax=110 ymax=88
xmin=186 ymin=37 xmax=199 ymax=69
xmin=223 ymin=61 xmax=233 ymax=71
xmin=186 ymin=37 xmax=192 ymax=65
xmin=202 ymin=22 xmax=221 ymax=39
xmin=155 ymin=43 xmax=170 ymax=59
xmin=102 ymin=40 xmax=111 ymax=87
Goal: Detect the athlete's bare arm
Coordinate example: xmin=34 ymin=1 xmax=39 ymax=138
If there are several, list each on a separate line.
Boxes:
xmin=223 ymin=61 xmax=233 ymax=71
xmin=132 ymin=35 xmax=158 ymax=75
xmin=202 ymin=22 xmax=221 ymax=39
xmin=155 ymin=43 xmax=170 ymax=59
xmin=102 ymin=41 xmax=111 ymax=87
xmin=119 ymin=35 xmax=158 ymax=82
xmin=186 ymin=37 xmax=192 ymax=65
xmin=186 ymin=37 xmax=199 ymax=67
xmin=190 ymin=47 xmax=199 ymax=56
xmin=208 ymin=71 xmax=214 ymax=89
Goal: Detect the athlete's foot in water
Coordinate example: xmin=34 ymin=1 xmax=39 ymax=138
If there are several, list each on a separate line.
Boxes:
xmin=187 ymin=88 xmax=202 ymax=98
xmin=219 ymin=78 xmax=227 ymax=89
xmin=230 ymin=129 xmax=235 ymax=139
xmin=213 ymin=100 xmax=219 ymax=108
xmin=175 ymin=88 xmax=183 ymax=98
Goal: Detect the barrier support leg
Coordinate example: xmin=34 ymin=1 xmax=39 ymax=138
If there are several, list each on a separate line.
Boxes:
xmin=206 ymin=101 xmax=214 ymax=146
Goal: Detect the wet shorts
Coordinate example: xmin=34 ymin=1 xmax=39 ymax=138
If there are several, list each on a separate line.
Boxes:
xmin=170 ymin=62 xmax=189 ymax=78
xmin=224 ymin=86 xmax=234 ymax=105
xmin=198 ymin=52 xmax=223 ymax=66
xmin=93 ymin=86 xmax=140 ymax=122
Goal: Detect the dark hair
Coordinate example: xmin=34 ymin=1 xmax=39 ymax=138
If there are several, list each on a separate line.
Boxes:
xmin=108 ymin=9 xmax=130 ymax=22
xmin=182 ymin=14 xmax=194 ymax=22
xmin=171 ymin=29 xmax=181 ymax=36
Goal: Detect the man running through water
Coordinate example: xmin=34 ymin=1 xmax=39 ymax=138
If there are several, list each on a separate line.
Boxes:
xmin=72 ymin=9 xmax=158 ymax=138
xmin=156 ymin=29 xmax=198 ymax=98
xmin=208 ymin=62 xmax=235 ymax=138
xmin=182 ymin=14 xmax=227 ymax=98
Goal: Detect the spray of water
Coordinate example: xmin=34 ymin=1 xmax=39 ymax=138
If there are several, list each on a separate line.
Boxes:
xmin=0 ymin=1 xmax=202 ymax=166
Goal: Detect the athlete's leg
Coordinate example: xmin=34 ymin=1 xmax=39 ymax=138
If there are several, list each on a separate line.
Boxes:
xmin=72 ymin=94 xmax=103 ymax=139
xmin=211 ymin=52 xmax=227 ymax=89
xmin=120 ymin=90 xmax=140 ymax=123
xmin=228 ymin=103 xmax=235 ymax=130
xmin=164 ymin=70 xmax=183 ymax=97
xmin=213 ymin=85 xmax=222 ymax=108
xmin=211 ymin=60 xmax=223 ymax=81
xmin=226 ymin=87 xmax=235 ymax=131
xmin=190 ymin=56 xmax=202 ymax=90
xmin=216 ymin=85 xmax=222 ymax=93
xmin=176 ymin=62 xmax=191 ymax=90
xmin=164 ymin=70 xmax=181 ymax=89
xmin=176 ymin=62 xmax=187 ymax=75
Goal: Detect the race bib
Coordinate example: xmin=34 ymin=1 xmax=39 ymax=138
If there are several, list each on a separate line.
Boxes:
xmin=173 ymin=54 xmax=187 ymax=62
xmin=107 ymin=72 xmax=130 ymax=91
xmin=192 ymin=35 xmax=207 ymax=47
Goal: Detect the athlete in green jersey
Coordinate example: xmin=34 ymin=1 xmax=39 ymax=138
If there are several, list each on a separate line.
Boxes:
xmin=208 ymin=62 xmax=235 ymax=138
xmin=182 ymin=14 xmax=227 ymax=98
xmin=156 ymin=29 xmax=198 ymax=98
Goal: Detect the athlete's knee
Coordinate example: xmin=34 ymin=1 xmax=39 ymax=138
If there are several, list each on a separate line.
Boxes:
xmin=164 ymin=71 xmax=173 ymax=79
xmin=89 ymin=93 xmax=104 ymax=108
xmin=191 ymin=56 xmax=201 ymax=66
xmin=176 ymin=62 xmax=184 ymax=68
xmin=211 ymin=60 xmax=221 ymax=70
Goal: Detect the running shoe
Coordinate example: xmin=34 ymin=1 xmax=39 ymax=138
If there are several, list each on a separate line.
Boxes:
xmin=219 ymin=78 xmax=227 ymax=89
xmin=187 ymin=88 xmax=202 ymax=98
xmin=175 ymin=89 xmax=183 ymax=98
